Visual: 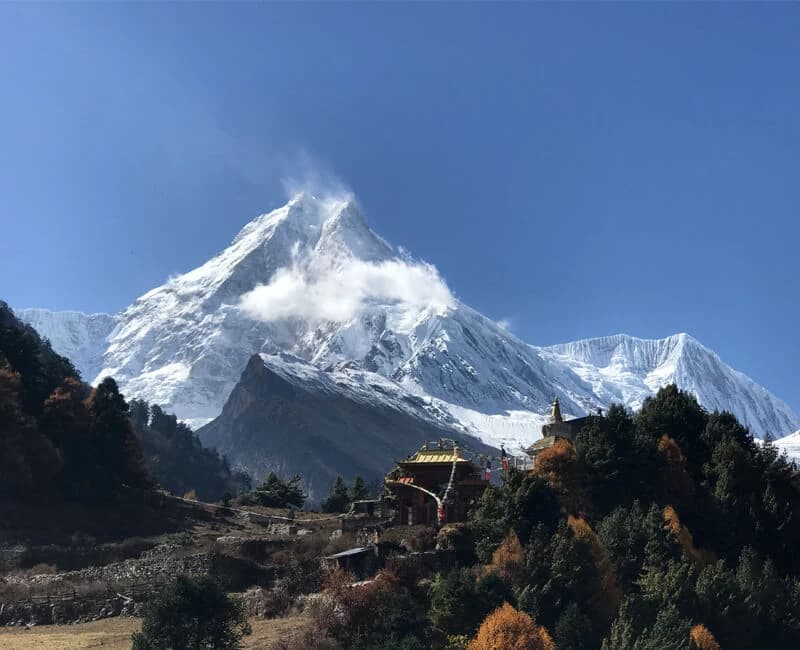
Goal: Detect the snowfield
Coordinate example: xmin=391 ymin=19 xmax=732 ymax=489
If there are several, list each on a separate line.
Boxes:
xmin=18 ymin=193 xmax=800 ymax=457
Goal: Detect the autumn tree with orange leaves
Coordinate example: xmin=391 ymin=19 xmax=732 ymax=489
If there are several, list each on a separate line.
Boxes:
xmin=664 ymin=505 xmax=716 ymax=569
xmin=485 ymin=530 xmax=524 ymax=580
xmin=534 ymin=438 xmax=585 ymax=513
xmin=690 ymin=624 xmax=722 ymax=650
xmin=468 ymin=603 xmax=555 ymax=650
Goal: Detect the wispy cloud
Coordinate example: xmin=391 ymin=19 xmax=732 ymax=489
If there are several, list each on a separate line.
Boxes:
xmin=279 ymin=149 xmax=353 ymax=203
xmin=240 ymin=257 xmax=454 ymax=325
xmin=497 ymin=318 xmax=513 ymax=332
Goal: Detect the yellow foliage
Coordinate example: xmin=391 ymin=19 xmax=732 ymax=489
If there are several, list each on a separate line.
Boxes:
xmin=690 ymin=624 xmax=722 ymax=650
xmin=534 ymin=438 xmax=584 ymax=513
xmin=486 ymin=530 xmax=524 ymax=579
xmin=664 ymin=506 xmax=716 ymax=569
xmin=657 ymin=434 xmax=686 ymax=464
xmin=468 ymin=603 xmax=555 ymax=650
xmin=183 ymin=489 xmax=197 ymax=501
xmin=567 ymin=515 xmax=622 ymax=620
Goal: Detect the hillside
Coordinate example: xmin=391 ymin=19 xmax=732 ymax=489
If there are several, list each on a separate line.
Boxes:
xmin=198 ymin=352 xmax=495 ymax=498
xmin=0 ymin=301 xmax=241 ymax=503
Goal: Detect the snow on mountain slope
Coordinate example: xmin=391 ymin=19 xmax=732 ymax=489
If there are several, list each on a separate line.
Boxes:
xmin=197 ymin=352 xmax=496 ymax=497
xmin=15 ymin=193 xmax=800 ymax=448
xmin=14 ymin=308 xmax=116 ymax=382
xmin=541 ymin=334 xmax=800 ymax=441
xmin=774 ymin=430 xmax=800 ymax=463
xmin=95 ymin=194 xmax=394 ymax=428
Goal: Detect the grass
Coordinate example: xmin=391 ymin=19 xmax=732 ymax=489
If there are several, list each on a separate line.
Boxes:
xmin=0 ymin=615 xmax=312 ymax=649
xmin=0 ymin=617 xmax=139 ymax=649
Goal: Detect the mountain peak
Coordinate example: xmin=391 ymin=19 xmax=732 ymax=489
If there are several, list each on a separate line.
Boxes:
xmin=15 ymin=193 xmax=800 ymax=450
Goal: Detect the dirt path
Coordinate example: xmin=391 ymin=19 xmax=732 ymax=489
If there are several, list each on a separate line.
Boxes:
xmin=0 ymin=615 xmax=311 ymax=649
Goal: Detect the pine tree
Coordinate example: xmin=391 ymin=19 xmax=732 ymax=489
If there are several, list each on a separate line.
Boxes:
xmin=321 ymin=476 xmax=350 ymax=513
xmin=635 ymin=384 xmax=709 ymax=480
xmin=252 ymin=472 xmax=306 ymax=508
xmin=129 ymin=399 xmax=150 ymax=431
xmin=349 ymin=475 xmax=370 ymax=502
xmin=87 ymin=377 xmax=150 ymax=497
xmin=42 ymin=377 xmax=92 ymax=498
xmin=575 ymin=405 xmax=654 ymax=515
xmin=132 ymin=575 xmax=250 ymax=649
xmin=0 ymin=369 xmax=60 ymax=496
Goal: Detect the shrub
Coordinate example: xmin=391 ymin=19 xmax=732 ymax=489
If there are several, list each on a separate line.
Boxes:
xmin=249 ymin=473 xmax=306 ymax=509
xmin=436 ymin=523 xmax=477 ymax=565
xmin=312 ymin=568 xmax=428 ymax=649
xmin=131 ymin=575 xmax=250 ymax=649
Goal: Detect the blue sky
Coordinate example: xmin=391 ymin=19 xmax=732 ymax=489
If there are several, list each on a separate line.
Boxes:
xmin=1 ymin=3 xmax=798 ymax=412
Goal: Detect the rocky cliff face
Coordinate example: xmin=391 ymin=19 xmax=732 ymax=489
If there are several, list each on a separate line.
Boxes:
xmin=198 ymin=352 xmax=494 ymax=498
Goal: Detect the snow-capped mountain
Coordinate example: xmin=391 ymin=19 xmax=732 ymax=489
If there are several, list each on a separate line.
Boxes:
xmin=540 ymin=334 xmax=800 ymax=441
xmin=14 ymin=308 xmax=116 ymax=383
xmin=16 ymin=193 xmax=800 ymax=455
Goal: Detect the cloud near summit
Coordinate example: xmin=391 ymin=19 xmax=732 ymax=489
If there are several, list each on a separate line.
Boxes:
xmin=239 ymin=258 xmax=455 ymax=324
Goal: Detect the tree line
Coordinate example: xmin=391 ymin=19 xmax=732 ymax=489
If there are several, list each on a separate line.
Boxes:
xmin=0 ymin=301 xmax=247 ymax=504
xmin=130 ymin=399 xmax=251 ymax=502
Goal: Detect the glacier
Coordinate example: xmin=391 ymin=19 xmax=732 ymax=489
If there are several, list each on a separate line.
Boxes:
xmin=15 ymin=193 xmax=800 ymax=459
xmin=14 ymin=308 xmax=117 ymax=383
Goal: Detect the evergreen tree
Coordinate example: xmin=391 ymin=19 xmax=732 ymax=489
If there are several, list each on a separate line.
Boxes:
xmin=251 ymin=472 xmax=306 ymax=508
xmin=0 ymin=302 xmax=77 ymax=415
xmin=130 ymin=398 xmax=251 ymax=502
xmin=41 ymin=377 xmax=93 ymax=499
xmin=87 ymin=377 xmax=150 ymax=496
xmin=349 ymin=475 xmax=370 ymax=502
xmin=576 ymin=406 xmax=654 ymax=515
xmin=602 ymin=599 xmax=691 ymax=650
xmin=129 ymin=399 xmax=150 ymax=431
xmin=131 ymin=575 xmax=250 ymax=649
xmin=553 ymin=602 xmax=595 ymax=650
xmin=321 ymin=476 xmax=350 ymax=513
xmin=428 ymin=568 xmax=511 ymax=641
xmin=472 ymin=470 xmax=560 ymax=563
xmin=0 ymin=369 xmax=61 ymax=497
xmin=634 ymin=385 xmax=709 ymax=480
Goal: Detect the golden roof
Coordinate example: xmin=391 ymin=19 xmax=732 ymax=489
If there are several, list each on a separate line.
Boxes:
xmin=400 ymin=446 xmax=468 ymax=464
